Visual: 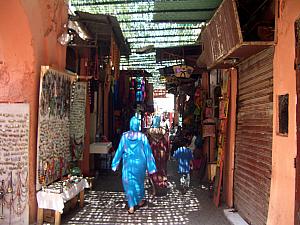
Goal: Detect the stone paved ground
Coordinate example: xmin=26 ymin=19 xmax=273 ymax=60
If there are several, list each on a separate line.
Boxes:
xmin=61 ymin=160 xmax=231 ymax=225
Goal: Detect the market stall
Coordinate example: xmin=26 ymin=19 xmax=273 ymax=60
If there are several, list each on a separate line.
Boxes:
xmin=37 ymin=177 xmax=89 ymax=225
xmin=35 ymin=66 xmax=90 ymax=224
xmin=0 ymin=103 xmax=30 ymax=225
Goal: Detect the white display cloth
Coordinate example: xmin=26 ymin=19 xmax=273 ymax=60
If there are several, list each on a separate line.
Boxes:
xmin=36 ymin=179 xmax=89 ymax=213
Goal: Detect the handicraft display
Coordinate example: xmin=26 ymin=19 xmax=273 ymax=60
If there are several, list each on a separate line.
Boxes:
xmin=41 ymin=175 xmax=84 ymax=194
xmin=129 ymin=77 xmax=135 ymax=103
xmin=203 ymin=124 xmax=216 ymax=137
xmin=135 ymin=77 xmax=145 ymax=103
xmin=129 ymin=77 xmax=146 ymax=104
xmin=219 ymin=98 xmax=229 ymax=119
xmin=0 ymin=103 xmax=29 ymax=225
xmin=36 ymin=67 xmax=72 ymax=190
xmin=173 ymin=65 xmax=194 ymax=78
xmin=204 ymin=107 xmax=214 ymax=118
xmin=213 ymin=70 xmax=231 ymax=207
xmin=70 ymin=82 xmax=87 ymax=161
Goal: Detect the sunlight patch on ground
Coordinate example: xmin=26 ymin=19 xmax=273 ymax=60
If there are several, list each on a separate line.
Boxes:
xmin=63 ymin=181 xmax=201 ymax=224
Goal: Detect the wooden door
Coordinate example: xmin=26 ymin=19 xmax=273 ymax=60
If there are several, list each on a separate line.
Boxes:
xmin=295 ymin=18 xmax=300 ymax=225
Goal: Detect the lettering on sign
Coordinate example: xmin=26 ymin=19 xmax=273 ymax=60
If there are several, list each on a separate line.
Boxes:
xmin=0 ymin=103 xmax=29 ymax=225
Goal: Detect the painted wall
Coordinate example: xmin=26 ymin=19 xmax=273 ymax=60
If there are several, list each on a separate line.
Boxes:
xmin=0 ymin=0 xmax=67 ymax=223
xmin=268 ymin=1 xmax=300 ymax=224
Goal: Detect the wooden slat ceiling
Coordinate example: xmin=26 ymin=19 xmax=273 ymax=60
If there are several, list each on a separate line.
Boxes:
xmin=70 ymin=0 xmax=222 ymax=88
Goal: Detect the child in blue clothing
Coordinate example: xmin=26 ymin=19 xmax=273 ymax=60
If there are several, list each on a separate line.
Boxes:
xmin=173 ymin=141 xmax=193 ymax=189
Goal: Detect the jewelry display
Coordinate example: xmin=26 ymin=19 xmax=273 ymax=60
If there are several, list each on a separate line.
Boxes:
xmin=0 ymin=103 xmax=29 ymax=225
xmin=0 ymin=180 xmax=5 ymax=219
xmin=70 ymin=82 xmax=86 ymax=161
xmin=37 ymin=67 xmax=73 ymax=191
xmin=41 ymin=175 xmax=83 ymax=194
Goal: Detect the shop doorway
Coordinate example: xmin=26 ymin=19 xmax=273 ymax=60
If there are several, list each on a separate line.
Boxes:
xmin=234 ymin=47 xmax=274 ymax=225
xmin=295 ymin=17 xmax=300 ymax=225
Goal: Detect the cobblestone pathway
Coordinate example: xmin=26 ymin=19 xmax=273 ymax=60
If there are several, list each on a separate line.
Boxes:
xmin=62 ymin=161 xmax=231 ymax=225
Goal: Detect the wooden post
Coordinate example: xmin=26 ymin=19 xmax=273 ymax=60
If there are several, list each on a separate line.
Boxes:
xmin=37 ymin=208 xmax=44 ymax=225
xmin=54 ymin=211 xmax=61 ymax=225
xmin=104 ymin=66 xmax=111 ymax=138
xmin=79 ymin=190 xmax=84 ymax=208
xmin=224 ymin=68 xmax=237 ymax=207
xmin=209 ymin=137 xmax=215 ymax=161
xmin=79 ymin=56 xmax=90 ymax=176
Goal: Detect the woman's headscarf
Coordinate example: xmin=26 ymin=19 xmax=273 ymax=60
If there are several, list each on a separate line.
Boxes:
xmin=130 ymin=116 xmax=140 ymax=132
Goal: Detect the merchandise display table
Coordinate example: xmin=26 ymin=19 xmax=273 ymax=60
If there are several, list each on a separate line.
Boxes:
xmin=37 ymin=178 xmax=89 ymax=225
xmin=90 ymin=142 xmax=113 ymax=170
xmin=89 ymin=142 xmax=112 ymax=154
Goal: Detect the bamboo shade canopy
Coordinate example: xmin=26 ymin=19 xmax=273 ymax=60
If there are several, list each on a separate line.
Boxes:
xmin=70 ymin=0 xmax=222 ymax=89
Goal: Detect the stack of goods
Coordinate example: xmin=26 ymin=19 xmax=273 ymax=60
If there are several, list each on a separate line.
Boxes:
xmin=42 ymin=175 xmax=83 ymax=194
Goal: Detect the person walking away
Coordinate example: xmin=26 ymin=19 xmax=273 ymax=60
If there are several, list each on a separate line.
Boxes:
xmin=147 ymin=122 xmax=169 ymax=189
xmin=111 ymin=116 xmax=157 ymax=214
xmin=173 ymin=140 xmax=193 ymax=191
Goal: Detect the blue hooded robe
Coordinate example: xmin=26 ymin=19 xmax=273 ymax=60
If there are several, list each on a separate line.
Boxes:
xmin=111 ymin=116 xmax=157 ymax=208
xmin=173 ymin=146 xmax=193 ymax=174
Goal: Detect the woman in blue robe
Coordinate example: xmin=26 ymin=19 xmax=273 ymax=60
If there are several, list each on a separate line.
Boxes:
xmin=111 ymin=116 xmax=157 ymax=214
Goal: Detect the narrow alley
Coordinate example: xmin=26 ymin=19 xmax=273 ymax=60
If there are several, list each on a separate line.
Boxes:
xmin=62 ymin=160 xmax=230 ymax=225
xmin=1 ymin=1 xmax=300 ymax=225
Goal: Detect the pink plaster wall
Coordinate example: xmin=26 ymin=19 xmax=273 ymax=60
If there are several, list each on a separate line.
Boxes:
xmin=0 ymin=0 xmax=67 ymax=223
xmin=267 ymin=1 xmax=300 ymax=224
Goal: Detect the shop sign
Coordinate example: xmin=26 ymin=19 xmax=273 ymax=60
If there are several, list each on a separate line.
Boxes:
xmin=173 ymin=65 xmax=194 ymax=78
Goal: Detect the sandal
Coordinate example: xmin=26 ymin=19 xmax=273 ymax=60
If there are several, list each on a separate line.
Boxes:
xmin=127 ymin=207 xmax=134 ymax=214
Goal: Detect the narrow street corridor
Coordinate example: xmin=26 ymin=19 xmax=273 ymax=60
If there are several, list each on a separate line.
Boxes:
xmin=61 ymin=161 xmax=230 ymax=225
xmin=1 ymin=1 xmax=300 ymax=225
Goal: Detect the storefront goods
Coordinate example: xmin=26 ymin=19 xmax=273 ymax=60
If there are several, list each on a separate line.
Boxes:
xmin=203 ymin=124 xmax=216 ymax=137
xmin=37 ymin=67 xmax=72 ymax=190
xmin=70 ymin=82 xmax=87 ymax=161
xmin=213 ymin=71 xmax=230 ymax=207
xmin=0 ymin=103 xmax=29 ymax=225
xmin=37 ymin=178 xmax=89 ymax=225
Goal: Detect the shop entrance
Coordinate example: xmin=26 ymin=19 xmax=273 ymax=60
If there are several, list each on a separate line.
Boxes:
xmin=234 ymin=47 xmax=274 ymax=225
xmin=295 ymin=18 xmax=300 ymax=225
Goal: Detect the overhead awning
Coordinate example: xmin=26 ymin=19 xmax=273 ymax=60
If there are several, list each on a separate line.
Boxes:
xmin=70 ymin=0 xmax=223 ymax=88
xmin=197 ymin=0 xmax=275 ymax=69
xmin=156 ymin=44 xmax=202 ymax=66
xmin=70 ymin=11 xmax=131 ymax=56
xmin=153 ymin=0 xmax=221 ymax=23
